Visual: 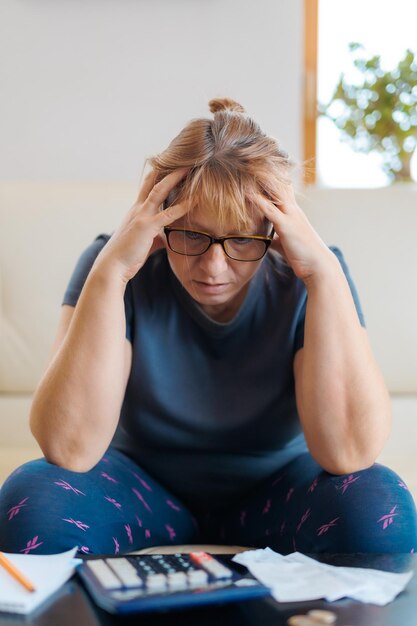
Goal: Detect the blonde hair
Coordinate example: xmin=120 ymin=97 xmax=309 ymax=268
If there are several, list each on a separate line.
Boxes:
xmin=148 ymin=97 xmax=292 ymax=230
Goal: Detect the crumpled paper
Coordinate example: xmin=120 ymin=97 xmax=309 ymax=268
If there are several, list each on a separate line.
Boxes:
xmin=232 ymin=548 xmax=413 ymax=606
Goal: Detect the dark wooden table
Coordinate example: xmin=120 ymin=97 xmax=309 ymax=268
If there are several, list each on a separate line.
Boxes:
xmin=1 ymin=553 xmax=416 ymax=626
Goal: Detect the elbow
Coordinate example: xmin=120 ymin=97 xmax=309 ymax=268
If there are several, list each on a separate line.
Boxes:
xmin=308 ymin=403 xmax=392 ymax=477
xmin=43 ymin=435 xmax=100 ymax=472
xmin=30 ymin=415 xmax=99 ymax=473
xmin=42 ymin=447 xmax=99 ymax=473
xmin=58 ymin=461 xmax=98 ymax=473
xmin=43 ymin=450 xmax=98 ymax=473
xmin=312 ymin=447 xmax=381 ymax=476
xmin=319 ymin=458 xmax=376 ymax=476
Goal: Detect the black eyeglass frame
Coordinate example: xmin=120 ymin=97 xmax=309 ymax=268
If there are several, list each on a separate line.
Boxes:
xmin=163 ymin=227 xmax=275 ymax=262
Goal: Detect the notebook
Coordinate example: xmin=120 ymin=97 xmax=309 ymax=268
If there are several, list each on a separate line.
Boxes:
xmin=0 ymin=547 xmax=80 ymax=614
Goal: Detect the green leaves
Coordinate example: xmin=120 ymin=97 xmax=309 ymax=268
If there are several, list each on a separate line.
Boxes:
xmin=321 ymin=45 xmax=417 ymax=182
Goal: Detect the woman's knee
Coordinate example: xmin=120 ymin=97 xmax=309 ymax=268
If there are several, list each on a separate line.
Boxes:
xmin=0 ymin=457 xmax=87 ymax=507
xmin=1 ymin=458 xmax=58 ymax=500
xmin=0 ymin=458 xmax=94 ymax=553
xmin=327 ymin=462 xmax=415 ymax=509
xmin=0 ymin=454 xmax=201 ymax=554
xmin=314 ymin=463 xmax=417 ymax=552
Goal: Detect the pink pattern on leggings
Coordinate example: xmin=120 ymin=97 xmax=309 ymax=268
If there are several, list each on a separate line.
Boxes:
xmin=21 ymin=536 xmax=43 ymax=554
xmin=62 ymin=518 xmax=90 ymax=531
xmin=132 ymin=488 xmax=152 ymax=513
xmin=317 ymin=517 xmax=340 ymax=536
xmin=101 ymin=472 xmax=119 ymax=484
xmin=131 ymin=472 xmax=153 ymax=492
xmin=166 ymin=499 xmax=181 ymax=511
xmin=54 ymin=480 xmax=85 ymax=496
xmin=286 ymin=487 xmax=294 ymax=502
xmin=377 ymin=505 xmax=398 ymax=529
xmin=7 ymin=497 xmax=29 ymax=520
xmin=272 ymin=474 xmax=284 ymax=486
xmin=125 ymin=524 xmax=133 ymax=544
xmin=165 ymin=524 xmax=176 ymax=541
xmin=296 ymin=508 xmax=311 ymax=533
xmin=104 ymin=496 xmax=122 ymax=509
xmin=262 ymin=499 xmax=272 ymax=514
xmin=337 ymin=474 xmax=360 ymax=494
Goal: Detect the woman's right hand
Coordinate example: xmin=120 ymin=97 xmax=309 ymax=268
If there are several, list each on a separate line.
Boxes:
xmin=94 ymin=168 xmax=189 ymax=283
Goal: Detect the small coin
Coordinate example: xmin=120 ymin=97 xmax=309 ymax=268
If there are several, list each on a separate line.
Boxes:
xmin=308 ymin=609 xmax=337 ymax=624
xmin=287 ymin=616 xmax=322 ymax=626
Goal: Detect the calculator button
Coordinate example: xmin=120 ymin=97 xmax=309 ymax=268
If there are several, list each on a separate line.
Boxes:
xmin=190 ymin=552 xmax=233 ymax=579
xmin=167 ymin=572 xmax=188 ymax=589
xmin=106 ymin=558 xmax=143 ymax=588
xmin=187 ymin=569 xmax=209 ymax=586
xmin=86 ymin=560 xmax=123 ymax=590
xmin=145 ymin=574 xmax=168 ymax=590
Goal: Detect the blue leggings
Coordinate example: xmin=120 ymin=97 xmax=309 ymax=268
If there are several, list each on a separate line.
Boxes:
xmin=0 ymin=448 xmax=416 ymax=555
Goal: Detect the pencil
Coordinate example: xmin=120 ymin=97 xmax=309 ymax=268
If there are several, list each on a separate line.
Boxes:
xmin=0 ymin=552 xmax=36 ymax=592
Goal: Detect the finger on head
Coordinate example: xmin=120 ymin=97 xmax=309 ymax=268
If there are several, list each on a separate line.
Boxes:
xmin=269 ymin=181 xmax=297 ymax=213
xmin=144 ymin=168 xmax=189 ymax=213
xmin=158 ymin=168 xmax=189 ymax=203
xmin=137 ymin=169 xmax=159 ymax=204
xmin=157 ymin=201 xmax=190 ymax=227
xmin=250 ymin=192 xmax=284 ymax=225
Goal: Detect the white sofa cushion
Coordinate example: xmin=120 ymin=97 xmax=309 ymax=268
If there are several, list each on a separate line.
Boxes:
xmin=300 ymin=186 xmax=417 ymax=393
xmin=0 ymin=182 xmax=136 ymax=392
xmin=2 ymin=183 xmax=417 ymax=394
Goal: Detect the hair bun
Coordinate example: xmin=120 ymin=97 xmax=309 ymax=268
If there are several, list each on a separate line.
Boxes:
xmin=208 ymin=97 xmax=246 ymax=114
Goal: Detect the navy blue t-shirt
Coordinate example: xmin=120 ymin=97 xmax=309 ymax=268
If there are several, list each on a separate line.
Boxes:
xmin=63 ymin=236 xmax=365 ymax=510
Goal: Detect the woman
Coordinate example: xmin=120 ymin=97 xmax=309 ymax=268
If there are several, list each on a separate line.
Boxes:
xmin=0 ymin=98 xmax=416 ymax=555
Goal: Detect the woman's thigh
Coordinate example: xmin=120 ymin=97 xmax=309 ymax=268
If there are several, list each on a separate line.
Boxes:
xmin=201 ymin=453 xmax=417 ymax=553
xmin=0 ymin=449 xmax=199 ymax=555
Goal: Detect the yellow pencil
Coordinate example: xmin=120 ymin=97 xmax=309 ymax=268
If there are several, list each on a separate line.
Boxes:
xmin=0 ymin=552 xmax=35 ymax=592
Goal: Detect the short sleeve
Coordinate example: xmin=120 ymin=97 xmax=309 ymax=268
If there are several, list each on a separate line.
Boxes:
xmin=293 ymin=246 xmax=366 ymax=353
xmin=62 ymin=234 xmax=133 ymax=343
xmin=331 ymin=246 xmax=365 ymax=326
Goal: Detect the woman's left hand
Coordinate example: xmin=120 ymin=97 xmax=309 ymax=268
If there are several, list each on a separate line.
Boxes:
xmin=254 ymin=183 xmax=335 ymax=283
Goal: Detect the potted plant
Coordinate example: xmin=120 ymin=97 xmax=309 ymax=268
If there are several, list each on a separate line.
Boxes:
xmin=320 ymin=43 xmax=417 ymax=183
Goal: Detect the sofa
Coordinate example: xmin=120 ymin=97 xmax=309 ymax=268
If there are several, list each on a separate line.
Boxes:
xmin=1 ymin=182 xmax=416 ymax=500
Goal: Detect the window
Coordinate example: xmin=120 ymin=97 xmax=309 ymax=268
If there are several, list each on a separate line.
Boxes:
xmin=304 ymin=0 xmax=417 ymax=187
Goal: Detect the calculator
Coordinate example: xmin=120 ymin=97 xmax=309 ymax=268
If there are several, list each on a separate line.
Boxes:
xmin=77 ymin=551 xmax=270 ymax=614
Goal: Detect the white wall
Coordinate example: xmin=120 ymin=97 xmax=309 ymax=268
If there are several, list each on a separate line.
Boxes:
xmin=0 ymin=0 xmax=303 ymax=182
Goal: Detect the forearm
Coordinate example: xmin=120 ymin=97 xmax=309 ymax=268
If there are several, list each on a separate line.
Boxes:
xmin=297 ymin=256 xmax=391 ymax=474
xmin=29 ymin=169 xmax=190 ymax=471
xmin=30 ymin=266 xmax=128 ymax=471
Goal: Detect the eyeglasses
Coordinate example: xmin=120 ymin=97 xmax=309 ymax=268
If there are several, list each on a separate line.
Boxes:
xmin=164 ymin=227 xmax=274 ymax=262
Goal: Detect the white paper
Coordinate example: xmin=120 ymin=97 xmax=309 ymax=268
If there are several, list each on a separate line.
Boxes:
xmin=233 ymin=548 xmax=413 ymax=606
xmin=0 ymin=547 xmax=80 ymax=614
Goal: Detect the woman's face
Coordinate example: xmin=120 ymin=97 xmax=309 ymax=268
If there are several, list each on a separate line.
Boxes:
xmin=164 ymin=205 xmax=270 ymax=322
